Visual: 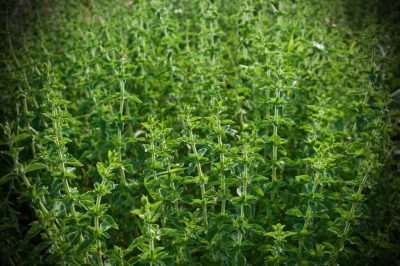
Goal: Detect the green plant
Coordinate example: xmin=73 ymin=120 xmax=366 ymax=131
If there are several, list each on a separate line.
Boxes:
xmin=0 ymin=0 xmax=399 ymax=265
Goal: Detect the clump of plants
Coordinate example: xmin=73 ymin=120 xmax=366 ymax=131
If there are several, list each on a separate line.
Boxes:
xmin=1 ymin=0 xmax=399 ymax=265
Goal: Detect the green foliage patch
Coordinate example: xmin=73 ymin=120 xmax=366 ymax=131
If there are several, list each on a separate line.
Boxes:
xmin=1 ymin=0 xmax=399 ymax=265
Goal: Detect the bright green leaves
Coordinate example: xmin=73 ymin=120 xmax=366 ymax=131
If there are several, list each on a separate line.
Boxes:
xmin=25 ymin=163 xmax=47 ymax=173
xmin=286 ymin=208 xmax=303 ymax=218
xmin=132 ymin=196 xmax=162 ymax=224
xmin=77 ymin=151 xmax=121 ymax=265
xmin=0 ymin=0 xmax=394 ymax=265
xmin=261 ymin=223 xmax=296 ymax=265
xmin=180 ymin=105 xmax=210 ymax=226
xmin=97 ymin=151 xmax=121 ymax=180
xmin=130 ymin=195 xmax=169 ymax=266
xmin=100 ymin=215 xmax=119 ymax=231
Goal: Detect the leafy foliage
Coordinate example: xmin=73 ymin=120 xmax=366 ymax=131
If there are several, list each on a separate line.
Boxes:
xmin=0 ymin=0 xmax=399 ymax=265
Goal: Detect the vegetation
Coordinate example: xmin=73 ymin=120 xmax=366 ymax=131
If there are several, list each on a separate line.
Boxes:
xmin=1 ymin=0 xmax=399 ymax=265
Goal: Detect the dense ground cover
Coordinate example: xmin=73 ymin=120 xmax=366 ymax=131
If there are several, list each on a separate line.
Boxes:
xmin=1 ymin=0 xmax=399 ymax=265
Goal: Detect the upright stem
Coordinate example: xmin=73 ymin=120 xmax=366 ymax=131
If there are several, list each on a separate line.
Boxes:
xmin=20 ymin=70 xmax=37 ymax=158
xmin=187 ymin=117 xmax=208 ymax=226
xmin=236 ymin=145 xmax=249 ymax=265
xmin=8 ymin=131 xmax=59 ymax=252
xmin=330 ymin=125 xmax=377 ymax=265
xmin=118 ymin=76 xmax=127 ymax=185
xmin=218 ymin=133 xmax=226 ymax=215
xmin=269 ymin=89 xmax=280 ymax=220
xmin=161 ymin=132 xmax=179 ymax=212
xmin=241 ymin=149 xmax=249 ymax=220
xmin=95 ymin=180 xmax=105 ymax=266
xmin=149 ymin=127 xmax=165 ymax=226
xmin=52 ymin=104 xmax=76 ymax=216
xmin=298 ymin=168 xmax=322 ymax=259
xmin=297 ymin=111 xmax=322 ymax=258
xmin=272 ymin=103 xmax=279 ymax=184
xmin=330 ymin=89 xmax=380 ymax=264
xmin=147 ymin=221 xmax=155 ymax=266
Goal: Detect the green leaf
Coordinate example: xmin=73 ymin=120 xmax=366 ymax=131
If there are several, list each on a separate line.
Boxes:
xmin=23 ymin=221 xmax=42 ymax=243
xmin=65 ymin=157 xmax=83 ymax=167
xmin=286 ymin=208 xmax=303 ymax=217
xmin=100 ymin=215 xmax=118 ymax=230
xmin=13 ymin=133 xmax=31 ymax=143
xmin=251 ymin=185 xmax=264 ymax=196
xmin=252 ymin=175 xmax=268 ymax=182
xmin=25 ymin=163 xmax=47 ymax=173
xmin=127 ymin=94 xmax=143 ymax=104
xmin=77 ymin=238 xmax=94 ymax=254
xmin=0 ymin=173 xmax=15 ymax=185
xmin=295 ymin=175 xmax=311 ymax=182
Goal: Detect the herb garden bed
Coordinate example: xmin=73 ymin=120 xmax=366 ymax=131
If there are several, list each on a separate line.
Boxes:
xmin=1 ymin=0 xmax=399 ymax=265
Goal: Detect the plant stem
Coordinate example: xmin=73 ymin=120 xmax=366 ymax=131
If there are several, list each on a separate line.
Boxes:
xmin=118 ymin=77 xmax=127 ymax=185
xmin=95 ymin=180 xmax=105 ymax=266
xmin=187 ymin=117 xmax=208 ymax=226
xmin=52 ymin=103 xmax=76 ymax=216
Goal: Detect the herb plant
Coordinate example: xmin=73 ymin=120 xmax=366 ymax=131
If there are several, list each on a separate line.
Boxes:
xmin=1 ymin=0 xmax=399 ymax=265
